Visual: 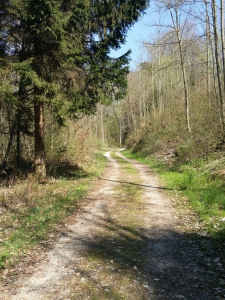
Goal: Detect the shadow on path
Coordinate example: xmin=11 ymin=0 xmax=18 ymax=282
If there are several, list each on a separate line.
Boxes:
xmin=98 ymin=177 xmax=174 ymax=191
xmin=61 ymin=210 xmax=222 ymax=300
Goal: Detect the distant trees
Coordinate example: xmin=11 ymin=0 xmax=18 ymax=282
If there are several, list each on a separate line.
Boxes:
xmin=101 ymin=0 xmax=225 ymax=155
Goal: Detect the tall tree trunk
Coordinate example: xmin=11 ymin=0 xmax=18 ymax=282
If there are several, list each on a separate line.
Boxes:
xmin=16 ymin=110 xmax=21 ymax=165
xmin=158 ymin=41 xmax=163 ymax=115
xmin=206 ymin=1 xmax=220 ymax=117
xmin=212 ymin=0 xmax=225 ymax=133
xmin=113 ymin=105 xmax=122 ymax=146
xmin=170 ymin=7 xmax=191 ymax=133
xmin=221 ymin=0 xmax=225 ymax=100
xmin=100 ymin=107 xmax=105 ymax=144
xmin=204 ymin=0 xmax=211 ymax=110
xmin=119 ymin=120 xmax=122 ymax=147
xmin=34 ymin=99 xmax=46 ymax=182
xmin=3 ymin=122 xmax=16 ymax=169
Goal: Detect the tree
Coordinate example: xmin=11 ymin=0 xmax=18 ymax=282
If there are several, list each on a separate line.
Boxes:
xmin=1 ymin=0 xmax=149 ymax=181
xmin=159 ymin=0 xmax=192 ymax=133
xmin=211 ymin=0 xmax=225 ymax=133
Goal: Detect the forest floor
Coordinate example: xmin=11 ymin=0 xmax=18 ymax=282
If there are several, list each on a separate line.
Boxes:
xmin=0 ymin=150 xmax=224 ymax=300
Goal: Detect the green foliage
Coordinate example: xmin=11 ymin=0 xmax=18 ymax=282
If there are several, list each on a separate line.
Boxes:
xmin=111 ymin=152 xmax=137 ymax=174
xmin=0 ymin=0 xmax=149 ymax=170
xmin=122 ymin=150 xmax=225 ymax=241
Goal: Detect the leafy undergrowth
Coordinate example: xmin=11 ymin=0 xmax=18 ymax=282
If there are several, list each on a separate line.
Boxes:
xmin=0 ymin=151 xmax=107 ymax=271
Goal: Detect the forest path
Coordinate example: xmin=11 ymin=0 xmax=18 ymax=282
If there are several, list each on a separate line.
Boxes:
xmin=1 ymin=151 xmax=218 ymax=299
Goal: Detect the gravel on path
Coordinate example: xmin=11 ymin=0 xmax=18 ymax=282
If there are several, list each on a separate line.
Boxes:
xmin=0 ymin=151 xmax=222 ymax=300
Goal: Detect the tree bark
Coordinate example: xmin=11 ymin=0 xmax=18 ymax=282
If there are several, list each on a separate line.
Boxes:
xmin=100 ymin=107 xmax=105 ymax=144
xmin=221 ymin=0 xmax=225 ymax=100
xmin=212 ymin=0 xmax=225 ymax=133
xmin=34 ymin=99 xmax=46 ymax=182
xmin=16 ymin=110 xmax=21 ymax=165
xmin=113 ymin=105 xmax=122 ymax=146
xmin=204 ymin=0 xmax=211 ymax=110
xmin=3 ymin=122 xmax=16 ymax=169
xmin=169 ymin=6 xmax=191 ymax=133
xmin=206 ymin=0 xmax=220 ymax=115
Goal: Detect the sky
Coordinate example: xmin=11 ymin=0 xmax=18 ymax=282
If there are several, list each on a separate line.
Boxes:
xmin=110 ymin=10 xmax=152 ymax=71
xmin=110 ymin=1 xmax=206 ymax=71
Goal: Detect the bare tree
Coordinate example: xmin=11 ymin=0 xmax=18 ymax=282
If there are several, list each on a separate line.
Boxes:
xmin=166 ymin=0 xmax=192 ymax=132
xmin=220 ymin=0 xmax=225 ymax=103
xmin=211 ymin=0 xmax=225 ymax=133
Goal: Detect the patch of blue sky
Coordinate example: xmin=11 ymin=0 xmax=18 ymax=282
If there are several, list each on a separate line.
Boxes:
xmin=110 ymin=1 xmax=208 ymax=71
xmin=110 ymin=9 xmax=152 ymax=71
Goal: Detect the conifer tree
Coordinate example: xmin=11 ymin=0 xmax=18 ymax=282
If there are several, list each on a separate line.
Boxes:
xmin=1 ymin=0 xmax=149 ymax=181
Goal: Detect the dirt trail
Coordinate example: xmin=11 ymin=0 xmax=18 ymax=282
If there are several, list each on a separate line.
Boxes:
xmin=0 ymin=151 xmax=221 ymax=299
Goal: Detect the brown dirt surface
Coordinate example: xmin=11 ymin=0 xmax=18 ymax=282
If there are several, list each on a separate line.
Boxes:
xmin=0 ymin=151 xmax=224 ymax=299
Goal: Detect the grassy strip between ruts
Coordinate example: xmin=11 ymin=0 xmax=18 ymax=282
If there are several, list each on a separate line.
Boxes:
xmin=110 ymin=151 xmax=138 ymax=175
xmin=61 ymin=151 xmax=151 ymax=300
xmin=0 ymin=151 xmax=107 ymax=272
xmin=122 ymin=150 xmax=225 ymax=244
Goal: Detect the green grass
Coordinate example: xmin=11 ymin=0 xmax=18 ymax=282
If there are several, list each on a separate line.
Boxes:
xmin=122 ymin=149 xmax=225 ymax=240
xmin=110 ymin=151 xmax=138 ymax=175
xmin=0 ymin=151 xmax=107 ymax=270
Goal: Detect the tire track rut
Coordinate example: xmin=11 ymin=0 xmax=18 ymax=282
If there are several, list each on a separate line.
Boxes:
xmin=1 ymin=151 xmax=217 ymax=299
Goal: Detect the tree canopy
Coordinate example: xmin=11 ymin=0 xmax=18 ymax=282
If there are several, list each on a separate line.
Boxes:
xmin=0 ymin=0 xmax=149 ymax=180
